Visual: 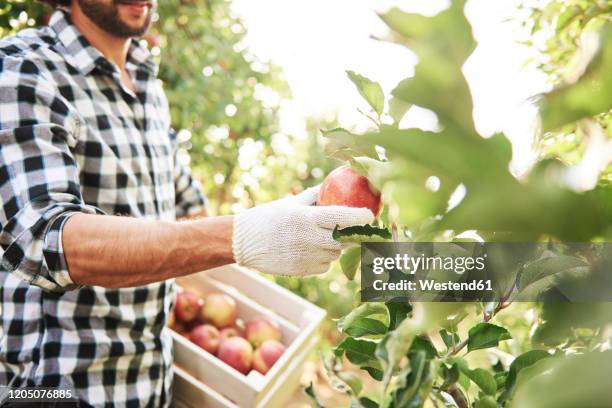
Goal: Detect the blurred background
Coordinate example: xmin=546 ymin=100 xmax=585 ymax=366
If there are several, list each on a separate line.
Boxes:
xmin=2 ymin=1 xmax=611 ymax=406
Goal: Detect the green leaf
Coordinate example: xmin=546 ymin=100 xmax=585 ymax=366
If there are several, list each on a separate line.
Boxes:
xmin=439 ymin=329 xmax=460 ymax=350
xmin=450 ymin=357 xmax=498 ymax=396
xmin=385 ymin=299 xmax=412 ymax=331
xmin=474 ymin=395 xmax=498 ymax=408
xmin=389 ymin=96 xmax=411 ymax=124
xmin=458 ymin=371 xmax=471 ymax=391
xmin=345 ymin=318 xmax=388 ymax=337
xmin=321 ymin=355 xmax=354 ymax=396
xmin=335 ymin=337 xmax=384 ymax=381
xmin=517 ymin=255 xmax=588 ymax=291
xmin=539 ymin=26 xmax=612 ymax=132
xmin=511 ymin=351 xmax=612 ymax=408
xmin=346 ymin=70 xmax=385 ymax=116
xmin=375 ymin=319 xmax=417 ymax=386
xmin=380 ymin=3 xmax=477 ymax=135
xmin=338 ymin=371 xmax=363 ymax=395
xmin=363 ymin=366 xmax=384 ymax=381
xmin=555 ymin=5 xmax=581 ymax=30
xmin=504 ymin=350 xmax=551 ymax=395
xmin=465 ymin=368 xmax=497 ymax=396
xmin=338 ymin=303 xmax=388 ymax=332
xmin=391 ymin=351 xmax=435 ymax=408
xmin=494 ymin=371 xmax=507 ymax=390
xmin=333 ymin=224 xmax=392 ymax=243
xmin=322 ymin=127 xmax=379 ymax=161
xmin=440 ymin=363 xmax=460 ymax=390
xmin=334 ymin=337 xmax=379 ymax=365
xmin=467 ymin=323 xmax=512 ymax=352
xmin=355 ymin=397 xmax=379 ymax=408
xmin=409 ymin=336 xmax=438 ymax=359
xmin=416 ymin=302 xmax=469 ymax=332
xmin=532 ymin=302 xmax=612 ymax=347
xmin=340 ymin=247 xmax=361 ymax=280
xmin=304 ymin=382 xmax=325 ymax=408
xmin=363 ymin=127 xmax=513 ymax=183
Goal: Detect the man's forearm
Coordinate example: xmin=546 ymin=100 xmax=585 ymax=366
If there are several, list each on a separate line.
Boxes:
xmin=63 ymin=213 xmax=234 ymax=288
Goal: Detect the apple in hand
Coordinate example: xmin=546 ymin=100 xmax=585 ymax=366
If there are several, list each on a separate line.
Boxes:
xmin=201 ymin=293 xmax=237 ymax=328
xmin=190 ymin=324 xmax=221 ymax=354
xmin=175 ymin=290 xmax=203 ymax=323
xmin=252 ymin=340 xmax=286 ymax=375
xmin=245 ymin=316 xmax=281 ymax=347
xmin=217 ymin=337 xmax=253 ymax=374
xmin=318 ymin=166 xmax=381 ymax=216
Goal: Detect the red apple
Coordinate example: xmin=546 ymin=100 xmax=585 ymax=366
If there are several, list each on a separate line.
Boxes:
xmin=245 ymin=316 xmax=281 ymax=347
xmin=220 ymin=326 xmax=243 ymax=341
xmin=252 ymin=340 xmax=286 ymax=375
xmin=167 ymin=309 xmax=176 ymax=328
xmin=190 ymin=324 xmax=221 ymax=354
xmin=170 ymin=320 xmax=189 ymax=336
xmin=201 ymin=293 xmax=237 ymax=328
xmin=174 ymin=290 xmax=203 ymax=323
xmin=217 ymin=337 xmax=253 ymax=374
xmin=318 ymin=166 xmax=381 ymax=216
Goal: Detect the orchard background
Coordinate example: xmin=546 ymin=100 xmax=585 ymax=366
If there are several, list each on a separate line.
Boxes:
xmin=2 ymin=1 xmax=612 ymax=407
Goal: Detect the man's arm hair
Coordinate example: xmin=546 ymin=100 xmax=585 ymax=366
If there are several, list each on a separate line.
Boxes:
xmin=63 ymin=213 xmax=234 ymax=288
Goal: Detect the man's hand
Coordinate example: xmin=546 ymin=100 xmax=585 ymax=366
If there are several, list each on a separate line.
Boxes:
xmin=232 ymin=186 xmax=375 ymax=276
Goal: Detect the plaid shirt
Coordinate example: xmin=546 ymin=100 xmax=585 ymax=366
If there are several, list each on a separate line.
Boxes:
xmin=0 ymin=10 xmax=206 ymax=407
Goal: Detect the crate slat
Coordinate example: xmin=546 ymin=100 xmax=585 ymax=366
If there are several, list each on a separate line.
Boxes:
xmin=173 ymin=264 xmax=326 ymax=407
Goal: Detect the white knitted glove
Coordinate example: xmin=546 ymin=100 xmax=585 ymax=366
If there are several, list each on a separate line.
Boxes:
xmin=233 ymin=186 xmax=374 ymax=276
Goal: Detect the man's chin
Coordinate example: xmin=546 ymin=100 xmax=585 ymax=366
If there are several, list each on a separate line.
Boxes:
xmin=112 ymin=17 xmax=151 ymax=38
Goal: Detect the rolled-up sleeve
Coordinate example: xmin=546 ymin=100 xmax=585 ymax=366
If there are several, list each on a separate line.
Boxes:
xmin=0 ymin=56 xmax=103 ymax=292
xmin=170 ymin=129 xmax=207 ymax=218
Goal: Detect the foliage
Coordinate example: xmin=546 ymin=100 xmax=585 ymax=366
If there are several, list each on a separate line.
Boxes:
xmin=522 ymin=0 xmax=612 ymax=181
xmin=0 ymin=1 xmax=335 ymax=216
xmin=3 ymin=2 xmax=612 ymax=407
xmin=0 ymin=1 xmax=357 ymax=375
xmin=304 ymin=1 xmax=612 ymax=407
xmin=153 ymin=0 xmax=337 ymax=214
xmin=0 ymin=1 xmax=46 ymax=38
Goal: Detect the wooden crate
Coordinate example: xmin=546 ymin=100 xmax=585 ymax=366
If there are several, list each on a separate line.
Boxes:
xmin=172 ymin=264 xmax=326 ymax=407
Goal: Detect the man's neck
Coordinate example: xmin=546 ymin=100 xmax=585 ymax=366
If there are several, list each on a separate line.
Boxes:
xmin=70 ymin=4 xmax=131 ymax=71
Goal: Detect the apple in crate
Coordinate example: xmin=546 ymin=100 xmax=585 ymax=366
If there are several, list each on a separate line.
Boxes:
xmin=170 ymin=320 xmax=189 ymax=336
xmin=217 ymin=337 xmax=253 ymax=374
xmin=245 ymin=316 xmax=281 ymax=347
xmin=175 ymin=290 xmax=203 ymax=323
xmin=167 ymin=309 xmax=176 ymax=328
xmin=201 ymin=293 xmax=237 ymax=328
xmin=253 ymin=340 xmax=286 ymax=375
xmin=219 ymin=326 xmax=242 ymax=341
xmin=318 ymin=166 xmax=381 ymax=216
xmin=190 ymin=324 xmax=220 ymax=354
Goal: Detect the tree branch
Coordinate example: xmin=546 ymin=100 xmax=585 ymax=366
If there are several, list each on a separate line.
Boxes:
xmin=447 ymin=384 xmax=469 ymax=408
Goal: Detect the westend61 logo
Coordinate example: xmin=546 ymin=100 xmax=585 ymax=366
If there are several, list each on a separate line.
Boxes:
xmin=360 ymin=242 xmax=612 ymax=303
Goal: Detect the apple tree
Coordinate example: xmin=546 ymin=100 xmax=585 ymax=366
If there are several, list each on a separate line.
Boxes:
xmin=1 ymin=0 xmax=335 ymax=216
xmin=307 ymin=1 xmax=612 ymax=407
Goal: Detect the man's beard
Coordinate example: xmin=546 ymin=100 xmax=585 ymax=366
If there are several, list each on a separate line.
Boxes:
xmin=77 ymin=0 xmax=153 ymax=38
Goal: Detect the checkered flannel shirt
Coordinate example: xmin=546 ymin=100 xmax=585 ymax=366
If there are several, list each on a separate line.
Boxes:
xmin=0 ymin=10 xmax=207 ymax=407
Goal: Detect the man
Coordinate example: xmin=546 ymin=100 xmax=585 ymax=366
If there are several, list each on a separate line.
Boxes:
xmin=0 ymin=1 xmax=373 ymax=406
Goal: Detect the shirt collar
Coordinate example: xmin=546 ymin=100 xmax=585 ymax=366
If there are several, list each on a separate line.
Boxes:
xmin=49 ymin=9 xmax=158 ymax=77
